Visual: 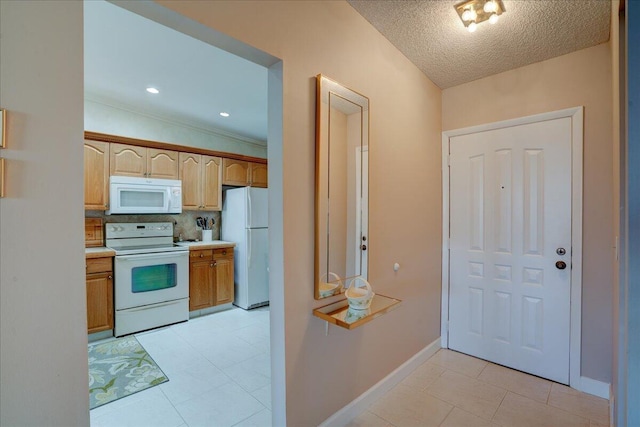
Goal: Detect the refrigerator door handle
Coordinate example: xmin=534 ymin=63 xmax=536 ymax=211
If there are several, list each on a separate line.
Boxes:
xmin=247 ymin=230 xmax=252 ymax=266
xmin=247 ymin=189 xmax=252 ymax=228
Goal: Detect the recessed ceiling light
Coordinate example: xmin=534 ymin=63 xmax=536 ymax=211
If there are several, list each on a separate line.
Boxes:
xmin=220 ymin=112 xmax=230 ymax=117
xmin=146 ymin=87 xmax=159 ymax=94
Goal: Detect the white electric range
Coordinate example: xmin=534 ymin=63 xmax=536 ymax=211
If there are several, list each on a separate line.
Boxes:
xmin=106 ymin=222 xmax=189 ymax=337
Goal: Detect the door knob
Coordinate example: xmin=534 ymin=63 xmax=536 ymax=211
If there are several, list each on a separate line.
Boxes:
xmin=361 ymin=244 xmax=367 ymax=251
xmin=555 ymin=261 xmax=567 ymax=270
xmin=556 ymin=248 xmax=566 ymax=256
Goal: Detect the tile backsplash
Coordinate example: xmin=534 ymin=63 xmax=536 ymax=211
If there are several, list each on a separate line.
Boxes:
xmin=86 ymin=210 xmax=221 ymax=243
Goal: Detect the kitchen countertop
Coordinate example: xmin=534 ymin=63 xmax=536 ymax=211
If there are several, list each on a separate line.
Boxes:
xmin=175 ymin=240 xmax=236 ymax=249
xmin=85 ymin=247 xmax=115 ymax=258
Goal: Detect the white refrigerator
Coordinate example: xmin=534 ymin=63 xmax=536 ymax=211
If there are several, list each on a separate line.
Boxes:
xmin=221 ymin=187 xmax=269 ymax=309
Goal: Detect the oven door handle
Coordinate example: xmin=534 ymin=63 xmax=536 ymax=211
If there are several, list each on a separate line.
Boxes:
xmin=116 ymin=252 xmax=187 ymax=261
xmin=120 ymin=299 xmax=186 ymax=313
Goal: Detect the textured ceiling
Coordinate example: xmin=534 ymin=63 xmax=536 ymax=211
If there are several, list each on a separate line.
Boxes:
xmin=348 ymin=0 xmax=611 ymax=89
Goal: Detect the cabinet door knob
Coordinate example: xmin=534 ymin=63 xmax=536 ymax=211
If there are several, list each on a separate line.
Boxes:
xmin=199 ymin=253 xmax=204 ymax=258
xmin=108 ymin=275 xmax=112 ymax=279
xmin=222 ymin=250 xmax=227 ymax=255
xmin=210 ymin=263 xmax=214 ymax=267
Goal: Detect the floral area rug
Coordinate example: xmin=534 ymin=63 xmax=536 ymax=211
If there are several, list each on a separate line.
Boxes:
xmin=88 ymin=335 xmax=168 ymax=409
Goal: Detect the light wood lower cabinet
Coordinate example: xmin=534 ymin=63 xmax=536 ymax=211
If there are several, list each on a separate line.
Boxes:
xmin=213 ymin=250 xmax=234 ymax=305
xmin=86 ymin=256 xmax=114 ymax=334
xmin=189 ymin=248 xmax=234 ymax=310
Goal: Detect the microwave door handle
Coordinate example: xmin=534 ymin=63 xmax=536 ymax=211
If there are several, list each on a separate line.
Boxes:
xmin=166 ymin=187 xmax=172 ymax=211
xmin=117 ymin=252 xmax=186 ymax=261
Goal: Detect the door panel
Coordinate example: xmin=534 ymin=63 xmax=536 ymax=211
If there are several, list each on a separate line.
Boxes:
xmin=449 ymin=117 xmax=572 ymax=384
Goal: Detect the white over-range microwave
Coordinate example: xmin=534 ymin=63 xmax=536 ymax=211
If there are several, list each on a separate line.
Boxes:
xmin=107 ymin=176 xmax=182 ymax=215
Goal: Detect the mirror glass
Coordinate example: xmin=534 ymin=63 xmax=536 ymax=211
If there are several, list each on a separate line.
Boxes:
xmin=315 ymin=75 xmax=369 ymax=299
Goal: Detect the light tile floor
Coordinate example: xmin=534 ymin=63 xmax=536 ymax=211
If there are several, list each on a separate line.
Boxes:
xmin=91 ymin=314 xmax=609 ymax=427
xmin=90 ymin=306 xmax=271 ymax=427
xmin=348 ymin=349 xmax=610 ymax=427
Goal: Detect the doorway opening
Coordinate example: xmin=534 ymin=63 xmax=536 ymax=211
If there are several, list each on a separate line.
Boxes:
xmin=83 ymin=1 xmax=285 ymax=424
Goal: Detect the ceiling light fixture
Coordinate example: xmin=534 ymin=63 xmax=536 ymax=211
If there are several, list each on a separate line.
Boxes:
xmin=219 ymin=112 xmax=230 ymax=117
xmin=455 ymin=0 xmax=505 ymax=32
xmin=146 ymin=87 xmax=159 ymax=94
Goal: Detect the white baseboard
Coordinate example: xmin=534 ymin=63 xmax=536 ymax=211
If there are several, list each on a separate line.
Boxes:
xmin=577 ymin=376 xmax=610 ymax=400
xmin=319 ymin=338 xmax=441 ymax=427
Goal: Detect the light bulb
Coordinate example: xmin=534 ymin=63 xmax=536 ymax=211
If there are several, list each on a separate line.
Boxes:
xmin=489 ymin=13 xmax=499 ymax=24
xmin=146 ymin=87 xmax=159 ymax=94
xmin=483 ymin=0 xmax=497 ymax=13
xmin=467 ymin=21 xmax=477 ymax=33
xmin=462 ymin=8 xmax=476 ymax=22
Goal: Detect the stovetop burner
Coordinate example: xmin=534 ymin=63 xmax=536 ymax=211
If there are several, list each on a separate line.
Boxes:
xmin=105 ymin=222 xmax=186 ymax=255
xmin=108 ymin=244 xmax=187 ymax=256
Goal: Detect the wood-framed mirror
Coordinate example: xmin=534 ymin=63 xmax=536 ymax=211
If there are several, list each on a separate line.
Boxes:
xmin=315 ymin=75 xmax=369 ymax=300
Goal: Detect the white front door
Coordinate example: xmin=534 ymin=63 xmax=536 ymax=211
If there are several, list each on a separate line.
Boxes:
xmin=448 ymin=117 xmax=572 ymax=384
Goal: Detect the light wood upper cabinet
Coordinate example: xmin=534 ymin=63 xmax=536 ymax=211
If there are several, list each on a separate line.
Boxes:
xmin=249 ymin=162 xmax=268 ymax=188
xmin=179 ymin=153 xmax=202 ymax=210
xmin=110 ymin=143 xmax=146 ymax=177
xmin=179 ymin=153 xmax=222 ymax=211
xmin=84 ymin=140 xmax=110 ymax=210
xmin=222 ymin=158 xmax=268 ymax=188
xmin=110 ymin=143 xmax=178 ymax=179
xmin=222 ymin=159 xmax=250 ymax=186
xmin=203 ymin=156 xmax=222 ymax=210
xmin=147 ymin=148 xmax=179 ymax=179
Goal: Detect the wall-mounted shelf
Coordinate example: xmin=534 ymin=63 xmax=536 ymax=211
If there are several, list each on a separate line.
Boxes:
xmin=313 ymin=294 xmax=401 ymax=330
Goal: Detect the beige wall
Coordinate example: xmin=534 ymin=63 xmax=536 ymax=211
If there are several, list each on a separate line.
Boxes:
xmin=0 ymin=1 xmax=89 ymax=425
xmin=158 ymin=1 xmax=443 ymax=424
xmin=443 ymin=43 xmax=613 ymax=383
